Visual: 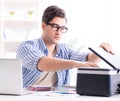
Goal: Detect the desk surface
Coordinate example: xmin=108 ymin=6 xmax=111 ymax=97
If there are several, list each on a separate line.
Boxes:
xmin=0 ymin=91 xmax=120 ymax=101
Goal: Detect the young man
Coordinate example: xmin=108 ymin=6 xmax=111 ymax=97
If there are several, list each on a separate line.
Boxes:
xmin=16 ymin=5 xmax=114 ymax=88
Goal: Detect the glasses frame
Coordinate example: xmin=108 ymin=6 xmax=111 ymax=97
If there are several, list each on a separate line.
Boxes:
xmin=46 ymin=22 xmax=68 ymax=33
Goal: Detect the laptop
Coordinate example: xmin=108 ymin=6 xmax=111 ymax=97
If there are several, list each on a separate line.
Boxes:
xmin=0 ymin=59 xmax=31 ymax=95
xmin=88 ymin=47 xmax=120 ymax=71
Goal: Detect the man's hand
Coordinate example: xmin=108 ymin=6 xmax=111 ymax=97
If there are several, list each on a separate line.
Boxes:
xmin=99 ymin=42 xmax=114 ymax=55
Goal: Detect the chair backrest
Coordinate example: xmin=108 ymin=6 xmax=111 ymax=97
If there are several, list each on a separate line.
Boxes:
xmin=3 ymin=41 xmax=21 ymax=58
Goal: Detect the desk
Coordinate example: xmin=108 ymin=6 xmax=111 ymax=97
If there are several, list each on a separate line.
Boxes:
xmin=0 ymin=91 xmax=120 ymax=101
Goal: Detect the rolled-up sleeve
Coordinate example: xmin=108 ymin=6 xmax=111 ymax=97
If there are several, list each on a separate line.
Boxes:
xmin=69 ymin=49 xmax=89 ymax=62
xmin=59 ymin=44 xmax=89 ymax=62
xmin=16 ymin=41 xmax=45 ymax=70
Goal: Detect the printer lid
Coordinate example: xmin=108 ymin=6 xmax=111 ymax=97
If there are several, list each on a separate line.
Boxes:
xmin=88 ymin=47 xmax=120 ymax=72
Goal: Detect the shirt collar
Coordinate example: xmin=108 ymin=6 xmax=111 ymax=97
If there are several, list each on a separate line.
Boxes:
xmin=39 ymin=38 xmax=48 ymax=54
xmin=56 ymin=44 xmax=61 ymax=54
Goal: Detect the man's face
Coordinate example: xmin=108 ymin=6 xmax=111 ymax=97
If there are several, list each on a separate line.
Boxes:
xmin=42 ymin=17 xmax=67 ymax=45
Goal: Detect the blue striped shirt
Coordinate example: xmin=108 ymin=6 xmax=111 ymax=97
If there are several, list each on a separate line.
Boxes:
xmin=16 ymin=38 xmax=88 ymax=88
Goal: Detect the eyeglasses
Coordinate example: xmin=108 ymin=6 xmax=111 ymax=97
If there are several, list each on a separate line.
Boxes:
xmin=46 ymin=22 xmax=68 ymax=33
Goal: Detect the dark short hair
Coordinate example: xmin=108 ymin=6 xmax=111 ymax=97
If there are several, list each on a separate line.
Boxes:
xmin=42 ymin=5 xmax=67 ymax=24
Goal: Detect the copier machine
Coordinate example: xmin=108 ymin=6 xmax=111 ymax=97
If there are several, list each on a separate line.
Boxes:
xmin=76 ymin=47 xmax=120 ymax=97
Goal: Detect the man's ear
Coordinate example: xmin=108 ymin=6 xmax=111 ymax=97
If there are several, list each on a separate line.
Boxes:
xmin=42 ymin=22 xmax=46 ymax=30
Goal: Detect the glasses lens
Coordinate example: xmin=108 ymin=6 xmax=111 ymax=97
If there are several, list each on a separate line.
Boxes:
xmin=61 ymin=26 xmax=68 ymax=33
xmin=51 ymin=24 xmax=59 ymax=31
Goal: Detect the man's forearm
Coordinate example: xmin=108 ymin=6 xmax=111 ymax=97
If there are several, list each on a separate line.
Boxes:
xmin=37 ymin=56 xmax=80 ymax=71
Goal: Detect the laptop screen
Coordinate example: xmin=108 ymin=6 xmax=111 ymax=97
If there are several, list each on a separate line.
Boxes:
xmin=0 ymin=59 xmax=23 ymax=95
